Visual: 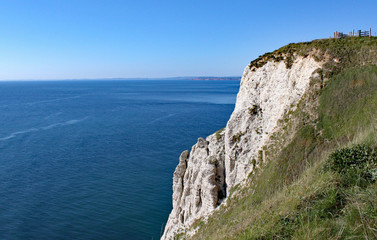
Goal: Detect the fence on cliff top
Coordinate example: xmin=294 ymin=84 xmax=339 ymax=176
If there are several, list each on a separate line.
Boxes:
xmin=333 ymin=28 xmax=372 ymax=39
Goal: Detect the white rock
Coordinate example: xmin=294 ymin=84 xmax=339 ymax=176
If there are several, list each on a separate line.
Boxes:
xmin=161 ymin=56 xmax=322 ymax=239
xmin=224 ymin=56 xmax=321 ymax=192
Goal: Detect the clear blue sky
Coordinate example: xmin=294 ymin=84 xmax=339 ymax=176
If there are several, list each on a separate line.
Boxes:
xmin=0 ymin=0 xmax=376 ymax=80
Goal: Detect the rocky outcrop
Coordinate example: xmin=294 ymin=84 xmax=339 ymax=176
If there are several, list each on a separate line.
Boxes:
xmin=162 ymin=134 xmax=226 ymax=239
xmin=162 ymin=55 xmax=322 ymax=239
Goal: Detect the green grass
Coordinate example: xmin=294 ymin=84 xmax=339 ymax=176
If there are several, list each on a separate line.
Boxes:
xmin=250 ymin=37 xmax=377 ymax=78
xmin=180 ymin=37 xmax=377 ymax=240
xmin=318 ymin=65 xmax=377 ymax=141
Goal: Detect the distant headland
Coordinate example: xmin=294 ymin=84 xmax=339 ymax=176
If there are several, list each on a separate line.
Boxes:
xmin=182 ymin=76 xmax=241 ymax=81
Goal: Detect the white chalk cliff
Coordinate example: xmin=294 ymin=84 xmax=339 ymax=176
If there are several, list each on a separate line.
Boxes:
xmin=162 ymin=55 xmax=322 ymax=239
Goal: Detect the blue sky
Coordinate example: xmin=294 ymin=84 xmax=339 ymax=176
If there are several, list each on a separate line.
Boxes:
xmin=0 ymin=0 xmax=376 ymax=80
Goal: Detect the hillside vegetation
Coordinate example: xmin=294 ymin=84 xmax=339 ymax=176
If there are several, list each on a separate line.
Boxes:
xmin=184 ymin=37 xmax=377 ymax=239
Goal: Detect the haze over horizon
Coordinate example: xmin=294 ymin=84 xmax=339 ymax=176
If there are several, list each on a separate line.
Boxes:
xmin=1 ymin=0 xmax=376 ymax=80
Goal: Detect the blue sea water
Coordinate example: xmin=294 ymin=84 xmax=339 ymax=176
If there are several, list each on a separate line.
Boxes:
xmin=0 ymin=80 xmax=239 ymax=240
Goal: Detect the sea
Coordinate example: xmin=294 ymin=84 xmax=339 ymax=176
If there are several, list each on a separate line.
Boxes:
xmin=0 ymin=80 xmax=239 ymax=240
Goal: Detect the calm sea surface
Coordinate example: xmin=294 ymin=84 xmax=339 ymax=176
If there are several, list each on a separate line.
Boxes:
xmin=0 ymin=80 xmax=239 ymax=240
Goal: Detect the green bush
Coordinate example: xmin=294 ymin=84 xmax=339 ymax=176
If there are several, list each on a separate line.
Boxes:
xmin=324 ymin=145 xmax=377 ymax=186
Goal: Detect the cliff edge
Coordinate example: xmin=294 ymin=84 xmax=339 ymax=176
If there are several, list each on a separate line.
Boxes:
xmin=162 ymin=52 xmax=322 ymax=239
xmin=162 ymin=37 xmax=377 ymax=239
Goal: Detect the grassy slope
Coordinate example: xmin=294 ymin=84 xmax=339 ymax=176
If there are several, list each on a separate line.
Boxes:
xmin=185 ymin=38 xmax=377 ymax=239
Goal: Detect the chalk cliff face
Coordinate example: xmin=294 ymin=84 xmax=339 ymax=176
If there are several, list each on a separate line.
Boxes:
xmin=162 ymin=55 xmax=322 ymax=239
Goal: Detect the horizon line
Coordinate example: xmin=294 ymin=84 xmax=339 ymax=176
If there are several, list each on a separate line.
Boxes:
xmin=0 ymin=76 xmax=242 ymax=82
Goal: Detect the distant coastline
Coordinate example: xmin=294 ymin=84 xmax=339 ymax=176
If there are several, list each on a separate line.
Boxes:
xmin=90 ymin=76 xmax=242 ymax=81
xmin=0 ymin=76 xmax=241 ymax=82
xmin=187 ymin=77 xmax=241 ymax=81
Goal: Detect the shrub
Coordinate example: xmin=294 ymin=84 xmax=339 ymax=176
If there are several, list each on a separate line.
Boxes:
xmin=215 ymin=128 xmax=225 ymax=141
xmin=324 ymin=145 xmax=377 ymax=187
